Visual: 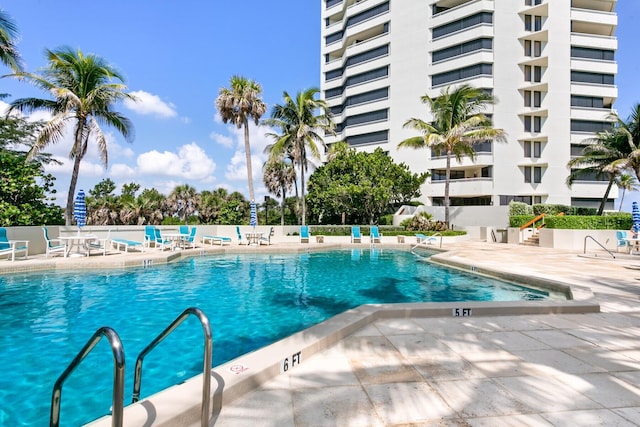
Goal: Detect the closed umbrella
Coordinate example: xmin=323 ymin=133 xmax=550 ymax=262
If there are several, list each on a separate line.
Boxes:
xmin=633 ymin=201 xmax=640 ymax=234
xmin=250 ymin=200 xmax=257 ymax=228
xmin=73 ymin=190 xmax=86 ymax=233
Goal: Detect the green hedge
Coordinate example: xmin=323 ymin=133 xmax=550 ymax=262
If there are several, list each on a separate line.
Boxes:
xmin=304 ymin=226 xmax=466 ymax=237
xmin=510 ymin=214 xmax=631 ymax=230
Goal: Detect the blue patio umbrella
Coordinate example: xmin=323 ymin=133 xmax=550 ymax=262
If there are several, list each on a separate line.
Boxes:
xmin=250 ymin=200 xmax=257 ymax=228
xmin=73 ymin=189 xmax=86 ymax=231
xmin=633 ymin=201 xmax=640 ymax=234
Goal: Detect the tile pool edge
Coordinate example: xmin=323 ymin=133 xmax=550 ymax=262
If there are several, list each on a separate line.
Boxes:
xmin=86 ymin=299 xmax=599 ymax=427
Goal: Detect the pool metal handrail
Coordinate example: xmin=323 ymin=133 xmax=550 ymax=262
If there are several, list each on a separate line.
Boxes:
xmin=50 ymin=327 xmax=125 ymax=427
xmin=132 ymin=307 xmax=212 ymax=427
xmin=584 ymin=235 xmax=615 ymax=259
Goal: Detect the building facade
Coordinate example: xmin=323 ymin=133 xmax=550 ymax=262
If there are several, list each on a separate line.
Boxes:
xmin=320 ymin=0 xmax=618 ymax=214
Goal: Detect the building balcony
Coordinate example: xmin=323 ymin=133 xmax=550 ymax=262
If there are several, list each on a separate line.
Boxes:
xmin=519 ymin=1 xmax=548 ymax=16
xmin=570 ymin=33 xmax=617 ymax=50
xmin=431 ymin=0 xmax=494 ymax=27
xmin=571 ymin=8 xmax=616 ymax=37
xmin=571 ymin=0 xmax=615 ymax=13
xmin=430 ymin=25 xmax=494 ymax=52
xmin=570 ymin=82 xmax=617 ymax=99
xmin=570 ymin=181 xmax=618 ymax=199
xmin=518 ymin=29 xmax=548 ymax=42
xmin=429 ymin=51 xmax=494 ymax=75
xmin=428 ymin=152 xmax=493 ymax=169
xmin=570 ymin=106 xmax=614 ymax=121
xmin=426 ymin=177 xmax=494 ymax=198
xmin=571 ymin=58 xmax=617 ymax=75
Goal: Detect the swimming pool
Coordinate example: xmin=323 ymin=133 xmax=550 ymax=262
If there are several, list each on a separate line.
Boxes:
xmin=0 ymin=249 xmax=561 ymax=426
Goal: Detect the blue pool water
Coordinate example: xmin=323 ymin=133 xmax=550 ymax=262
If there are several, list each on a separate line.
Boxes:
xmin=0 ymin=249 xmax=559 ymax=426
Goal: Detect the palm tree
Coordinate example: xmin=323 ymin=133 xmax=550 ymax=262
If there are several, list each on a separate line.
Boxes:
xmin=0 ymin=8 xmax=23 ymax=71
xmin=399 ymin=84 xmax=506 ymax=225
xmin=263 ymin=157 xmax=295 ymax=226
xmin=216 ymin=75 xmax=266 ymax=204
xmin=616 ymin=173 xmax=638 ymax=211
xmin=567 ymin=133 xmax=626 ymax=215
xmin=167 ymin=184 xmax=199 ymax=223
xmin=263 ymin=88 xmax=334 ymax=225
xmin=7 ymin=47 xmax=135 ymax=225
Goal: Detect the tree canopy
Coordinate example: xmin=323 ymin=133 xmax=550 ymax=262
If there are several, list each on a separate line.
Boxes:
xmin=307 ymin=144 xmax=427 ymax=224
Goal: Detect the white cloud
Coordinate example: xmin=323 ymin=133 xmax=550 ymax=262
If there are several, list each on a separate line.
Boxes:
xmin=110 ymin=163 xmax=137 ymax=178
xmin=124 ymin=90 xmax=177 ymax=118
xmin=223 ymin=123 xmax=274 ymax=186
xmin=136 ymin=142 xmax=216 ymax=181
xmin=209 ymin=131 xmax=234 ymax=148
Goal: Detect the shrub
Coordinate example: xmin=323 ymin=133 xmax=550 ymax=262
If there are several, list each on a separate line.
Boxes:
xmin=510 ymin=214 xmax=631 ymax=229
xmin=379 ymin=214 xmax=394 ymax=225
xmin=509 ymin=201 xmax=531 ymax=216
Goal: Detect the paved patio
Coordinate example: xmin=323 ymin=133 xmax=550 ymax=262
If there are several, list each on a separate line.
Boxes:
xmin=206 ymin=243 xmax=640 ymax=427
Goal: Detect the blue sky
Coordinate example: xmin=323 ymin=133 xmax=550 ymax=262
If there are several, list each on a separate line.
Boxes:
xmin=1 ymin=1 xmax=639 ymax=210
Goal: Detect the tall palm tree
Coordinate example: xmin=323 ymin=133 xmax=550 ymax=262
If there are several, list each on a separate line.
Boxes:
xmin=216 ymin=75 xmax=266 ymax=204
xmin=263 ymin=157 xmax=295 ymax=226
xmin=0 ymin=8 xmax=23 ymax=71
xmin=616 ymin=173 xmax=638 ymax=211
xmin=7 ymin=47 xmax=135 ymax=224
xmin=263 ymin=88 xmax=334 ymax=225
xmin=399 ymin=84 xmax=506 ymax=225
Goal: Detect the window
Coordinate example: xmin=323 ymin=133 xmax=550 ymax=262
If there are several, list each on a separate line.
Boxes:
xmin=524 ymin=166 xmax=542 ymax=183
xmin=346 ymin=130 xmax=388 ymax=146
xmin=534 ymin=66 xmax=541 ymax=82
xmin=525 ymin=15 xmax=532 ymax=31
xmin=524 ymin=40 xmax=532 ymax=56
xmin=523 ymin=141 xmax=542 ymax=158
xmin=524 ymin=91 xmax=541 ymax=107
xmin=524 ymin=65 xmax=532 ymax=81
xmin=534 ymin=16 xmax=542 ymax=31
xmin=326 ymin=0 xmax=341 ymax=8
xmin=524 ymin=91 xmax=532 ymax=107
xmin=500 ymin=195 xmax=533 ymax=205
xmin=534 ymin=141 xmax=541 ymax=158
xmin=345 ymin=45 xmax=389 ymax=67
xmin=571 ymin=71 xmax=614 ymax=85
xmin=534 ymin=41 xmax=542 ymax=57
xmin=325 ymin=31 xmax=343 ymax=45
xmin=524 ymin=116 xmax=541 ymax=132
xmin=571 ymin=120 xmax=612 ymax=133
xmin=432 ymin=63 xmax=493 ymax=86
xmin=432 ymin=38 xmax=493 ymax=62
xmin=345 ymin=2 xmax=389 ymax=28
xmin=345 ymin=87 xmax=388 ymax=107
xmin=346 ymin=66 xmax=388 ymax=87
xmin=432 ymin=12 xmax=493 ymax=39
xmin=534 ymin=116 xmax=541 ymax=132
xmin=524 ymin=141 xmax=532 ymax=157
xmin=534 ymin=91 xmax=541 ymax=107
xmin=524 ymin=116 xmax=532 ymax=132
xmin=571 ymin=95 xmax=604 ymax=108
xmin=325 ymin=69 xmax=342 ymax=81
xmin=342 ymin=109 xmax=388 ymax=128
xmin=571 ymin=46 xmax=614 ymax=61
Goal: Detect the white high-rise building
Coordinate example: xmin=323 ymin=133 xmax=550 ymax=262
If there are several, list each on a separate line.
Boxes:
xmin=320 ymin=0 xmax=618 ymax=223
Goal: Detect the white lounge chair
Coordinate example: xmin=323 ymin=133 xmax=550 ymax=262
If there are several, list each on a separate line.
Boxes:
xmin=87 ymin=230 xmax=110 ymax=256
xmin=202 ymin=235 xmax=232 ymax=245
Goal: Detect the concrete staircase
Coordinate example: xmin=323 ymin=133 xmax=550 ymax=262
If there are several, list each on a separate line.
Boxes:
xmin=521 ymin=232 xmax=540 ymax=246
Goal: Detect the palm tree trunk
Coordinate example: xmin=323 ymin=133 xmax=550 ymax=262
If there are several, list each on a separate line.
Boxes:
xmin=444 ymin=151 xmax=452 ymax=226
xmin=597 ymin=176 xmax=615 ymax=215
xmin=281 ymin=189 xmax=286 ymax=226
xmin=243 ymin=120 xmax=255 ymax=202
xmin=620 ymin=188 xmax=626 ymax=212
xmin=300 ymin=162 xmax=306 ymax=225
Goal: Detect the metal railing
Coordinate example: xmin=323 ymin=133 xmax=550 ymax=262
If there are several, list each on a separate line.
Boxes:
xmin=50 ymin=327 xmax=125 ymax=427
xmin=584 ymin=235 xmax=616 ymax=259
xmin=132 ymin=307 xmax=213 ymax=427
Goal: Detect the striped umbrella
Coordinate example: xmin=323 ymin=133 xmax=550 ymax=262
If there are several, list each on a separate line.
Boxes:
xmin=633 ymin=201 xmax=640 ymax=233
xmin=249 ymin=200 xmax=257 ymax=228
xmin=73 ymin=189 xmax=86 ymax=230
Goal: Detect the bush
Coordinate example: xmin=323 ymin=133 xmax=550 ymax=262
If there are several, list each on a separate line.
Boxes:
xmin=378 ymin=214 xmax=394 ymax=225
xmin=510 ymin=214 xmax=631 ymax=229
xmin=509 ymin=201 xmax=531 ymax=216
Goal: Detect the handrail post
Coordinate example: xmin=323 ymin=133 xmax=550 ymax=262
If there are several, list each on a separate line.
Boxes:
xmin=132 ymin=307 xmax=212 ymax=427
xmin=50 ymin=327 xmax=125 ymax=427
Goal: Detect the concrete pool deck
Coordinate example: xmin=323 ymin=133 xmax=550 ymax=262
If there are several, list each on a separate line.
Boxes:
xmin=6 ymin=240 xmax=640 ymax=426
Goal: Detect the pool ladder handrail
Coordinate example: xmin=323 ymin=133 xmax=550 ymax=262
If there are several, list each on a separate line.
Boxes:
xmin=132 ymin=307 xmax=213 ymax=427
xmin=584 ymin=235 xmax=615 ymax=259
xmin=50 ymin=327 xmax=125 ymax=427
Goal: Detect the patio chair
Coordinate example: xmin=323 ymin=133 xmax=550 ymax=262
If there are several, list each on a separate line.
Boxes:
xmin=153 ymin=228 xmax=174 ymax=251
xmin=351 ymin=226 xmax=362 ymax=243
xmin=260 ymin=227 xmax=275 ymax=245
xmin=300 ymin=225 xmax=310 ymax=243
xmin=415 ymin=233 xmax=437 ymax=245
xmin=87 ymin=230 xmax=110 ymax=256
xmin=179 ymin=225 xmax=189 ymax=235
xmin=144 ymin=225 xmax=157 ymax=249
xmin=43 ymin=226 xmax=66 ymax=257
xmin=181 ymin=227 xmax=198 ymax=249
xmin=236 ymin=226 xmax=248 ymax=245
xmin=617 ymin=230 xmax=630 ymax=253
xmin=0 ymin=227 xmax=29 ymax=261
xmin=369 ymin=226 xmax=381 ymax=244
